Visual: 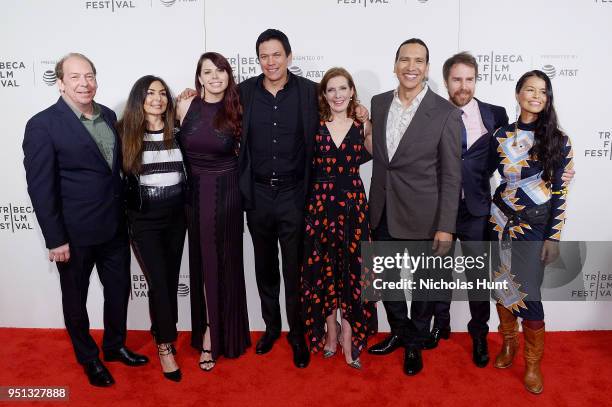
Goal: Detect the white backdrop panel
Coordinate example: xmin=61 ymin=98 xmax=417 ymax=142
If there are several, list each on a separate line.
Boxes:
xmin=1 ymin=0 xmax=610 ymax=332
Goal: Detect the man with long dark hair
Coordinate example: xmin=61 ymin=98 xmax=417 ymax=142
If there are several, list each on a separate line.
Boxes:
xmin=23 ymin=53 xmax=148 ymax=387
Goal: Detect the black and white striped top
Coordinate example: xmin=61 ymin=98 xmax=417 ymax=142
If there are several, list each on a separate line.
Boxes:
xmin=140 ymin=129 xmax=184 ymax=187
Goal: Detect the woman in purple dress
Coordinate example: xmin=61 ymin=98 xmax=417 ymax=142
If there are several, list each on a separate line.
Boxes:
xmin=176 ymin=52 xmax=250 ymax=371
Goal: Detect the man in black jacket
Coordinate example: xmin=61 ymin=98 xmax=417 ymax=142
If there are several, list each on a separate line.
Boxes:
xmin=238 ymin=29 xmax=318 ymax=368
xmin=23 ymin=53 xmax=148 ymax=387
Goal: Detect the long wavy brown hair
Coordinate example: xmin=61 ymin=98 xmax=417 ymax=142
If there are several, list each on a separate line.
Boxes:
xmin=194 ymin=52 xmax=242 ymax=138
xmin=318 ymin=67 xmax=358 ymax=122
xmin=117 ymin=75 xmax=175 ymax=175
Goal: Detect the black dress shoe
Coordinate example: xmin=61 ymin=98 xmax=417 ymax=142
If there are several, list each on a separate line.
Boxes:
xmin=288 ymin=337 xmax=310 ymax=368
xmin=472 ymin=336 xmax=489 ymax=368
xmin=255 ymin=331 xmax=280 ymax=355
xmin=403 ymin=347 xmax=423 ymax=376
xmin=83 ymin=359 xmax=115 ymax=387
xmin=367 ymin=334 xmax=402 ymax=355
xmin=104 ymin=346 xmax=149 ymax=366
xmin=422 ymin=327 xmax=451 ymax=350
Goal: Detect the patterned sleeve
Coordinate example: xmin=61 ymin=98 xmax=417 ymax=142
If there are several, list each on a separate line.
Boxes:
xmin=488 ymin=126 xmax=504 ymax=176
xmin=546 ymin=135 xmax=574 ymax=241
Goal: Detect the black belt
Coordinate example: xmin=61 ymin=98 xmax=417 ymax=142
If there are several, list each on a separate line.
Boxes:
xmin=492 ymin=191 xmax=550 ymax=247
xmin=254 ymin=174 xmax=298 ymax=187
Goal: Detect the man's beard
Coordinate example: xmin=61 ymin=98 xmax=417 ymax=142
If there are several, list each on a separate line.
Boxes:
xmin=451 ymin=90 xmax=473 ymax=107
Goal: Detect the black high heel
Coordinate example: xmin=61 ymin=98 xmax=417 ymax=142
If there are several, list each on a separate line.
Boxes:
xmin=199 ymin=323 xmax=216 ymax=372
xmin=158 ymin=343 xmax=181 ymax=382
xmin=199 ymin=350 xmax=216 ymax=372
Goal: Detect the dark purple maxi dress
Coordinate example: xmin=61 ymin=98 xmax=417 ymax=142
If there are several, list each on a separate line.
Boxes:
xmin=180 ymin=98 xmax=250 ymax=359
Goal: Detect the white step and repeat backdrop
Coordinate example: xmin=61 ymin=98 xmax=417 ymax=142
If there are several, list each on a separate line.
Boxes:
xmin=1 ymin=0 xmax=611 ymax=332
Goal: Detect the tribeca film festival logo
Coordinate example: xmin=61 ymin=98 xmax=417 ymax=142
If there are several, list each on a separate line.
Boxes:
xmin=131 ymin=272 xmax=189 ymax=300
xmin=336 ymin=0 xmax=392 ymax=8
xmin=574 ymin=271 xmax=612 ymax=300
xmin=0 ymin=203 xmax=34 ymax=233
xmin=476 ymin=52 xmax=526 ymax=85
xmin=0 ymin=60 xmax=27 ymax=88
xmin=539 ymin=54 xmax=578 ymax=80
xmin=84 ymin=0 xmax=138 ymax=11
xmin=583 ymin=129 xmax=612 ymax=160
xmin=228 ymin=54 xmax=259 ymax=83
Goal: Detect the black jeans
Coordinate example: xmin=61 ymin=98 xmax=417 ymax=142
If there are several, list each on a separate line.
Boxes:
xmin=57 ymin=229 xmax=131 ymax=364
xmin=246 ymin=183 xmax=304 ymax=340
xmin=128 ymin=201 xmax=186 ymax=344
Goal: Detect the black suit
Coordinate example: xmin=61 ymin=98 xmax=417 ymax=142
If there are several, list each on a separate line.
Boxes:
xmin=23 ymin=97 xmax=130 ymax=364
xmin=432 ymin=98 xmax=508 ymax=338
xmin=238 ymin=73 xmax=318 ymax=338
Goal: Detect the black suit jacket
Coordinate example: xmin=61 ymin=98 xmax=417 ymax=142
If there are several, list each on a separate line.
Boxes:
xmin=237 ymin=73 xmax=319 ymax=210
xmin=461 ymin=98 xmax=508 ymax=217
xmin=23 ymin=97 xmax=125 ymax=249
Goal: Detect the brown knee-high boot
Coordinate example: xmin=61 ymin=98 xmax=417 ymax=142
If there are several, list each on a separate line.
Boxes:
xmin=522 ymin=321 xmax=545 ymax=394
xmin=494 ymin=303 xmax=519 ymax=368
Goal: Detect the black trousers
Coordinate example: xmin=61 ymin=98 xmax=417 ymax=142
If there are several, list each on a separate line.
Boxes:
xmin=375 ymin=212 xmax=431 ymax=348
xmin=56 ymin=229 xmax=131 ymax=364
xmin=128 ymin=202 xmax=186 ymax=344
xmin=246 ymin=183 xmax=304 ymax=340
xmin=432 ymin=200 xmax=490 ymax=338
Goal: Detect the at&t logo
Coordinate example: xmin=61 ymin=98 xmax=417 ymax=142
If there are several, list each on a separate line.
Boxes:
xmin=43 ymin=70 xmax=57 ymax=86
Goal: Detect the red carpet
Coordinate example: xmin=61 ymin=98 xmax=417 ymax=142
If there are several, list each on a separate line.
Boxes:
xmin=1 ymin=328 xmax=610 ymax=406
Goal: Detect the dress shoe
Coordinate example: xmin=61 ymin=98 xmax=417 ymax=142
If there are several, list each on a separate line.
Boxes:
xmin=422 ymin=327 xmax=451 ymax=350
xmin=104 ymin=346 xmax=149 ymax=366
xmin=472 ymin=336 xmax=489 ymax=368
xmin=367 ymin=334 xmax=402 ymax=355
xmin=255 ymin=331 xmax=280 ymax=355
xmin=288 ymin=337 xmax=310 ymax=368
xmin=83 ymin=359 xmax=114 ymax=387
xmin=403 ymin=347 xmax=423 ymax=376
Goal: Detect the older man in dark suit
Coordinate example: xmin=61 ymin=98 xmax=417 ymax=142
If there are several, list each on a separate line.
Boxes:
xmin=23 ymin=53 xmax=148 ymax=387
xmin=366 ymin=39 xmax=463 ymax=376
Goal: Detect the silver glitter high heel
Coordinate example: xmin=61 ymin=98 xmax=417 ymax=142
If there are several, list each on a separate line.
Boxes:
xmin=323 ymin=321 xmax=341 ymax=358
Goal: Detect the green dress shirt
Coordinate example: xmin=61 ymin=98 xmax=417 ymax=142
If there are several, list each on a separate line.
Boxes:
xmin=65 ymin=98 xmax=115 ymax=168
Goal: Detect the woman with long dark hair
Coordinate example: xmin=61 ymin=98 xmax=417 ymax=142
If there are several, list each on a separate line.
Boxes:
xmin=489 ymin=70 xmax=573 ymax=394
xmin=301 ymin=67 xmax=377 ymax=369
xmin=117 ymin=75 xmax=186 ymax=382
xmin=176 ymin=52 xmax=250 ymax=371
